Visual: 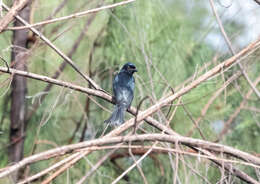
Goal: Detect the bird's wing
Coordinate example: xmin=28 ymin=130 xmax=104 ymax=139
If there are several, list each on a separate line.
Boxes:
xmin=113 ymin=73 xmax=134 ymax=107
xmin=113 ymin=74 xmax=119 ymax=97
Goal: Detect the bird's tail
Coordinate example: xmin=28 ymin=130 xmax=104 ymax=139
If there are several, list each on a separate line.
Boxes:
xmin=104 ymin=105 xmax=126 ymax=126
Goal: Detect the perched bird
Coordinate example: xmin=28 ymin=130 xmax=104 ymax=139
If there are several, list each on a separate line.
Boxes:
xmin=105 ymin=62 xmax=137 ymax=126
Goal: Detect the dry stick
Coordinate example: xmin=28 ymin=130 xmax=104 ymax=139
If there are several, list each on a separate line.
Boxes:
xmin=0 ymin=36 xmax=258 ymax=154
xmin=209 ymin=0 xmax=260 ymax=99
xmin=18 ymin=142 xmax=253 ymax=184
xmin=79 ymin=23 xmax=105 ymax=141
xmin=61 ymin=95 xmax=151 ymax=184
xmin=101 ymin=36 xmax=260 ymax=142
xmin=181 ymin=102 xmax=206 ymax=140
xmin=109 ymin=147 xmax=167 ymax=160
xmin=162 ymin=88 xmax=182 ymax=183
xmin=78 ymin=144 xmax=163 ymax=183
xmin=136 ymin=54 xmax=180 ymax=182
xmin=0 ymin=38 xmax=260 ymax=182
xmin=0 ymin=56 xmax=10 ymax=72
xmin=40 ymin=151 xmax=90 ymax=184
xmin=42 ymin=0 xmax=93 ymax=38
xmin=129 ymin=97 xmax=150 ymax=184
xmin=44 ymin=141 xmax=126 ymax=183
xmin=6 ymin=0 xmax=136 ymax=30
xmin=254 ymin=0 xmax=260 ymax=5
xmin=49 ymin=81 xmax=134 ymax=184
xmin=12 ymin=145 xmax=260 ymax=173
xmin=45 ymin=0 xmax=69 ymax=21
xmin=243 ymin=106 xmax=260 ymax=113
xmin=18 ymin=153 xmax=81 ymax=184
xmin=172 ymin=141 xmax=178 ymax=184
xmin=0 ymin=30 xmax=258 ymax=141
xmin=173 ymin=60 xmax=214 ymax=96
xmin=186 ymin=71 xmax=242 ymax=137
xmin=2 ymin=3 xmax=101 ymax=90
xmin=78 ymin=95 xmax=149 ymax=184
xmin=71 ymin=145 xmax=260 ymax=169
xmin=22 ymin=0 xmax=73 ymax=178
xmin=111 ymin=145 xmax=154 ymax=184
xmin=14 ymin=142 xmax=260 ymax=184
xmin=1 ymin=133 xmax=260 ymax=176
xmin=216 ymin=75 xmax=260 ymax=142
xmin=141 ymin=45 xmax=171 ymax=126
xmin=180 ymin=155 xmax=212 ymax=184
xmin=0 ymin=0 xmax=31 ymax=32
xmin=26 ymin=5 xmax=101 ymax=121
xmin=5 ymin=142 xmax=260 ymax=183
xmin=128 ymin=145 xmax=149 ymax=184
xmin=0 ymin=66 xmax=112 ymax=103
xmin=133 ymin=96 xmax=150 ymax=134
xmin=76 ymin=147 xmax=119 ymax=184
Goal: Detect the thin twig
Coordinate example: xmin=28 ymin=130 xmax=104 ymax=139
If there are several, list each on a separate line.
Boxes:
xmin=18 ymin=153 xmax=80 ymax=184
xmin=181 ymin=102 xmax=206 ymax=140
xmin=5 ymin=0 xmax=136 ymax=30
xmin=76 ymin=148 xmax=118 ymax=184
xmin=216 ymin=75 xmax=260 ymax=141
xmin=0 ymin=56 xmax=9 ymax=72
xmin=2 ymin=3 xmax=101 ymax=90
xmin=111 ymin=144 xmax=155 ymax=184
xmin=187 ymin=71 xmax=242 ymax=137
xmin=0 ymin=0 xmax=31 ymax=32
xmin=209 ymin=0 xmax=260 ymax=99
xmin=133 ymin=96 xmax=150 ymax=134
xmin=1 ymin=37 xmax=260 ymax=183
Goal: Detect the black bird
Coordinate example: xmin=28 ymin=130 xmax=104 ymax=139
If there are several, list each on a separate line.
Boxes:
xmin=105 ymin=62 xmax=137 ymax=126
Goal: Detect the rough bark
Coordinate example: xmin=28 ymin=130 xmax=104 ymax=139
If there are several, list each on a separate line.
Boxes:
xmin=9 ymin=2 xmax=31 ymax=181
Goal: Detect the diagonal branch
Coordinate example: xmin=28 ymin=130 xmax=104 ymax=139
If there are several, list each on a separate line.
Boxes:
xmin=2 ymin=2 xmax=101 ymax=90
xmin=187 ymin=71 xmax=242 ymax=137
xmin=209 ymin=0 xmax=260 ymax=99
xmin=0 ymin=0 xmax=31 ymax=32
xmin=1 ymin=134 xmax=260 ymax=177
xmin=253 ymin=0 xmax=260 ymax=5
xmin=26 ymin=4 xmax=102 ymax=122
xmin=0 ymin=36 xmax=260 ymax=183
xmin=5 ymin=0 xmax=136 ymax=30
xmin=216 ymin=75 xmax=260 ymax=141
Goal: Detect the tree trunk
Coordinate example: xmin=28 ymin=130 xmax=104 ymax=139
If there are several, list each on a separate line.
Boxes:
xmin=9 ymin=2 xmax=31 ymax=181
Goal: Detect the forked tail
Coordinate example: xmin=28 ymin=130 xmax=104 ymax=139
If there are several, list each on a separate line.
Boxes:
xmin=104 ymin=105 xmax=126 ymax=126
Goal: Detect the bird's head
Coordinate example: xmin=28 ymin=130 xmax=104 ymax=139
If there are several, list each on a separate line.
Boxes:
xmin=121 ymin=62 xmax=137 ymax=75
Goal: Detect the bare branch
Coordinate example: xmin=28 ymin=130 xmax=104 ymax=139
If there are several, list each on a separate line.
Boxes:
xmin=217 ymin=75 xmax=260 ymax=141
xmin=187 ymin=71 xmax=242 ymax=137
xmin=5 ymin=0 xmax=136 ymax=31
xmin=253 ymin=0 xmax=260 ymax=5
xmin=18 ymin=153 xmax=80 ymax=184
xmin=1 ymin=36 xmax=260 ymax=183
xmin=2 ymin=2 xmax=101 ymax=90
xmin=209 ymin=0 xmax=260 ymax=99
xmin=76 ymin=148 xmax=118 ymax=184
xmin=1 ymin=133 xmax=260 ymax=179
xmin=0 ymin=66 xmax=111 ymax=102
xmin=0 ymin=0 xmax=31 ymax=32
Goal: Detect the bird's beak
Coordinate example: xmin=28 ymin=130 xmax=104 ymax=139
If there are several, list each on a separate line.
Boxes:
xmin=129 ymin=68 xmax=137 ymax=72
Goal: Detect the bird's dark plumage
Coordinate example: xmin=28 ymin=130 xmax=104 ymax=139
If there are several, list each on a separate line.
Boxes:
xmin=105 ymin=62 xmax=137 ymax=126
